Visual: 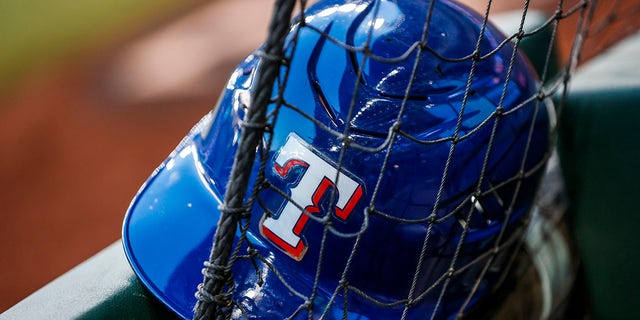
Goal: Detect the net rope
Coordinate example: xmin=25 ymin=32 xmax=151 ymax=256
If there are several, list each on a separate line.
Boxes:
xmin=193 ymin=0 xmax=609 ymax=319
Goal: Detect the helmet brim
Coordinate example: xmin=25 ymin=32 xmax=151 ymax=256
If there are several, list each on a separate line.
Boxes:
xmin=122 ymin=138 xmax=225 ymax=319
xmin=123 ymin=135 xmax=348 ymax=319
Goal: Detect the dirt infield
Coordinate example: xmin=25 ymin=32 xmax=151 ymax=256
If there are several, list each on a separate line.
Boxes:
xmin=0 ymin=0 xmax=270 ymax=311
xmin=0 ymin=53 xmax=215 ymax=310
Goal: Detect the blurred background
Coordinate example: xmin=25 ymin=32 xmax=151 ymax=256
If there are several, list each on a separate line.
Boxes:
xmin=0 ymin=0 xmax=636 ymax=313
xmin=0 ymin=0 xmax=274 ymax=311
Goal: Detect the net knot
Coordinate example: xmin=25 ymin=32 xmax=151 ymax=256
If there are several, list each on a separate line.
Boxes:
xmin=246 ymin=247 xmax=259 ymax=257
xmin=579 ymin=0 xmax=588 ymax=9
xmin=419 ymin=39 xmax=428 ymax=50
xmin=389 ymin=121 xmax=401 ymax=133
xmin=361 ymin=45 xmax=372 ymax=56
xmin=238 ymin=118 xmax=269 ymax=130
xmin=195 ymin=283 xmax=215 ymax=303
xmin=451 ymin=136 xmax=460 ymax=145
xmin=254 ymin=49 xmax=284 ymax=62
xmin=365 ymin=206 xmax=376 ymax=215
xmin=446 ymin=268 xmax=455 ymax=278
xmin=202 ymin=261 xmax=232 ymax=281
xmin=195 ymin=283 xmax=233 ymax=308
xmin=472 ymin=50 xmax=482 ymax=62
xmin=554 ymin=8 xmax=564 ymax=20
xmin=217 ymin=204 xmax=248 ymax=218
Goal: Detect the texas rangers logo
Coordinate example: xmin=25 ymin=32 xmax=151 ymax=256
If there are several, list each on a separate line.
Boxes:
xmin=260 ymin=134 xmax=364 ymax=261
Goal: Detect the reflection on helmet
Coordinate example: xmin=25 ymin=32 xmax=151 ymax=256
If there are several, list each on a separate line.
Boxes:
xmin=125 ymin=0 xmax=551 ymax=319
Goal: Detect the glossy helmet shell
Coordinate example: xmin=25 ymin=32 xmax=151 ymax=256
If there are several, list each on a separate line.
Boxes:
xmin=123 ymin=0 xmax=551 ymax=319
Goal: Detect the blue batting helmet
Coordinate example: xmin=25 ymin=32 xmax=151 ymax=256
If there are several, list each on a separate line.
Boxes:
xmin=123 ymin=0 xmax=551 ymax=318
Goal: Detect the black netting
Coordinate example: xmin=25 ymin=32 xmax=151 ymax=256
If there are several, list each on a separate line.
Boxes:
xmin=193 ymin=0 xmax=604 ymax=319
